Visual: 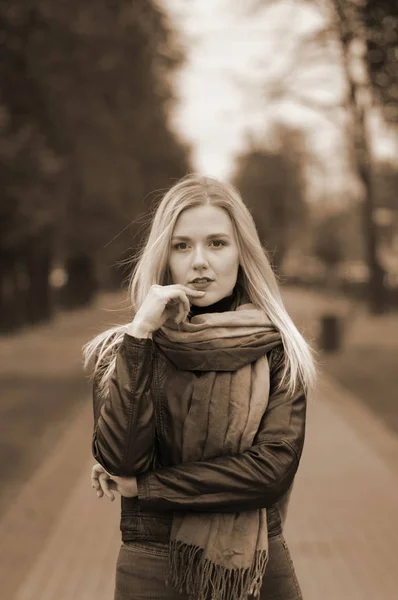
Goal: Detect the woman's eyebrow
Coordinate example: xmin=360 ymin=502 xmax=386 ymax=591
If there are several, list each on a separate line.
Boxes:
xmin=172 ymin=233 xmax=231 ymax=241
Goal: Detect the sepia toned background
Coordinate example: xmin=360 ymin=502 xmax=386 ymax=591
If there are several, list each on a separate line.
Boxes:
xmin=0 ymin=0 xmax=397 ymax=598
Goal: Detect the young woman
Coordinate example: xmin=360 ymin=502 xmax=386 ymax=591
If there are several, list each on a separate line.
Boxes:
xmin=84 ymin=173 xmax=316 ymax=600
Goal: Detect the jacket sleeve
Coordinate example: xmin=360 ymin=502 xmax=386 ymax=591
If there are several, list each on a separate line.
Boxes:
xmin=135 ymin=346 xmax=307 ymax=512
xmin=92 ymin=333 xmax=156 ymax=477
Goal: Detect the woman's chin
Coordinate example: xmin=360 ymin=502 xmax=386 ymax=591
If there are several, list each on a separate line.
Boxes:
xmin=191 ymin=292 xmax=217 ymax=306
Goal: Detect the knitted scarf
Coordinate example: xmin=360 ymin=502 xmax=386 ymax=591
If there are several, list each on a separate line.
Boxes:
xmin=153 ymin=299 xmax=282 ymax=600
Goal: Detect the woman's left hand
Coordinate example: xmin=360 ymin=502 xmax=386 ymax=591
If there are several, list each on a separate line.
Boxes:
xmin=91 ymin=463 xmax=138 ymax=501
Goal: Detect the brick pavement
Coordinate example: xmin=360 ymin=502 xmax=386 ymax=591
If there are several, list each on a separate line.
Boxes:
xmin=284 ymin=373 xmax=398 ymax=599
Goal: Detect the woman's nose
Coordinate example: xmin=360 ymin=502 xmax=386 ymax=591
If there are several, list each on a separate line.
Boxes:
xmin=192 ymin=246 xmax=209 ymax=268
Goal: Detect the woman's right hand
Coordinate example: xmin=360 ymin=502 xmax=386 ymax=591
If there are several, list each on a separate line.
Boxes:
xmin=130 ymin=284 xmax=206 ymax=335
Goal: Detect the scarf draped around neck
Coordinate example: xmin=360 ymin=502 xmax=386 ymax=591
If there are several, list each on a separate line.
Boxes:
xmin=153 ymin=292 xmax=282 ymax=600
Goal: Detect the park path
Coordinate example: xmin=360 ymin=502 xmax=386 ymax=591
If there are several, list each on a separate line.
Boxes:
xmin=0 ymin=290 xmax=397 ymax=599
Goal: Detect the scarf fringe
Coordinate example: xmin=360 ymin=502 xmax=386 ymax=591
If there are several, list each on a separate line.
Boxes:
xmin=166 ymin=539 xmax=269 ymax=600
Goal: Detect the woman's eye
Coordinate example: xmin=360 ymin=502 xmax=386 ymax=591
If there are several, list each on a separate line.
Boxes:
xmin=173 ymin=240 xmax=226 ymax=250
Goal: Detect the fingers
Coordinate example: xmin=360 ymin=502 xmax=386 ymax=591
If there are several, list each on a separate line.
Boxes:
xmin=91 ymin=463 xmax=109 ymax=481
xmin=176 ymin=284 xmax=208 ymax=298
xmin=91 ymin=464 xmax=105 ymax=498
xmin=162 ymin=290 xmax=190 ymax=323
xmin=166 ymin=289 xmax=191 ymax=313
xmin=91 ymin=463 xmax=104 ymax=492
xmin=91 ymin=463 xmax=114 ymax=501
xmin=176 ymin=287 xmax=206 ymax=322
xmin=176 ymin=288 xmax=206 ymax=324
xmin=175 ymin=283 xmax=205 ymax=296
xmin=99 ymin=472 xmax=115 ymax=501
xmin=176 ymin=297 xmax=188 ymax=324
xmin=90 ymin=465 xmax=136 ymax=501
xmin=167 ymin=288 xmax=205 ymax=324
xmin=145 ymin=284 xmax=206 ymax=328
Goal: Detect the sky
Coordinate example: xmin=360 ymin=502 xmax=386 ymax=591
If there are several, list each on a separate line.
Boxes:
xmin=160 ymin=0 xmax=397 ymax=197
xmin=161 ymin=0 xmax=266 ymax=178
xmin=163 ymin=0 xmax=332 ymax=179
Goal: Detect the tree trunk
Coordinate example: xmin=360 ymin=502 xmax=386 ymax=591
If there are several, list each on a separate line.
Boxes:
xmin=25 ymin=232 xmax=54 ymax=324
xmin=332 ymin=0 xmax=387 ymax=314
xmin=61 ymin=253 xmax=97 ymax=309
xmin=0 ymin=253 xmax=24 ymax=333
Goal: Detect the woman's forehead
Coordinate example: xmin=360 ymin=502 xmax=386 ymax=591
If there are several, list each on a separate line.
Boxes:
xmin=172 ymin=205 xmax=234 ymax=237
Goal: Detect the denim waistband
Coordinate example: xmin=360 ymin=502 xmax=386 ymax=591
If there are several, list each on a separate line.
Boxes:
xmin=120 ymin=504 xmax=282 ymax=544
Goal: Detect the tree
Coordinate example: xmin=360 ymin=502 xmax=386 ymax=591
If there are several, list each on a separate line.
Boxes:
xmin=239 ymin=0 xmax=395 ymax=312
xmin=313 ymin=204 xmax=364 ymax=268
xmin=365 ymin=0 xmax=398 ymax=123
xmin=232 ymin=126 xmax=308 ymax=270
xmin=328 ymin=0 xmax=388 ymax=313
xmin=0 ymin=4 xmax=62 ymax=330
xmin=0 ymin=0 xmax=191 ymax=330
xmin=32 ymin=1 xmax=191 ymax=300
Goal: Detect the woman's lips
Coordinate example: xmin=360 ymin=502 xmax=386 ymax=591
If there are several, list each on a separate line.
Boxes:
xmin=191 ymin=280 xmax=213 ymax=289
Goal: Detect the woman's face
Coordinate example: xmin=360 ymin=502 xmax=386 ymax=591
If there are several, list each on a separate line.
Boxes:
xmin=168 ymin=204 xmax=240 ymax=306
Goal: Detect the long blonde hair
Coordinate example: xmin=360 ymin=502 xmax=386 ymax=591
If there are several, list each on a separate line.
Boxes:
xmin=83 ymin=173 xmax=317 ymax=397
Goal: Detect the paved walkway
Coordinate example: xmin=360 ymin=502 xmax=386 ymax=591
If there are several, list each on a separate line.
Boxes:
xmin=1 ymin=293 xmax=398 ymax=599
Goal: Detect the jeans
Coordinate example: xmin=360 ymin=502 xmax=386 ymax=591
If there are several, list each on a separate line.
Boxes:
xmin=114 ymin=534 xmax=303 ymax=600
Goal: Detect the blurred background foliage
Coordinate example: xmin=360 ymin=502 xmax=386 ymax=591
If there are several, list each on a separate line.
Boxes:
xmin=0 ymin=0 xmax=190 ymax=331
xmin=0 ymin=0 xmax=397 ymax=334
xmin=233 ymin=126 xmax=309 ymax=271
xmin=365 ymin=0 xmax=398 ymax=124
xmin=231 ymin=0 xmax=397 ymax=312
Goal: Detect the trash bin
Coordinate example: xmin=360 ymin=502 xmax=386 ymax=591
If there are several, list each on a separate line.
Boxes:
xmin=319 ymin=313 xmax=341 ymax=352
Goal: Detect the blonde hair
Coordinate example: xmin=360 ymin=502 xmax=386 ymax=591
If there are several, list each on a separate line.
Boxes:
xmin=83 ymin=173 xmax=317 ymax=397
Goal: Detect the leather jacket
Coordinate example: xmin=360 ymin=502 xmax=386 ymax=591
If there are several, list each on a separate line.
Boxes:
xmin=92 ymin=332 xmax=307 ymax=543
